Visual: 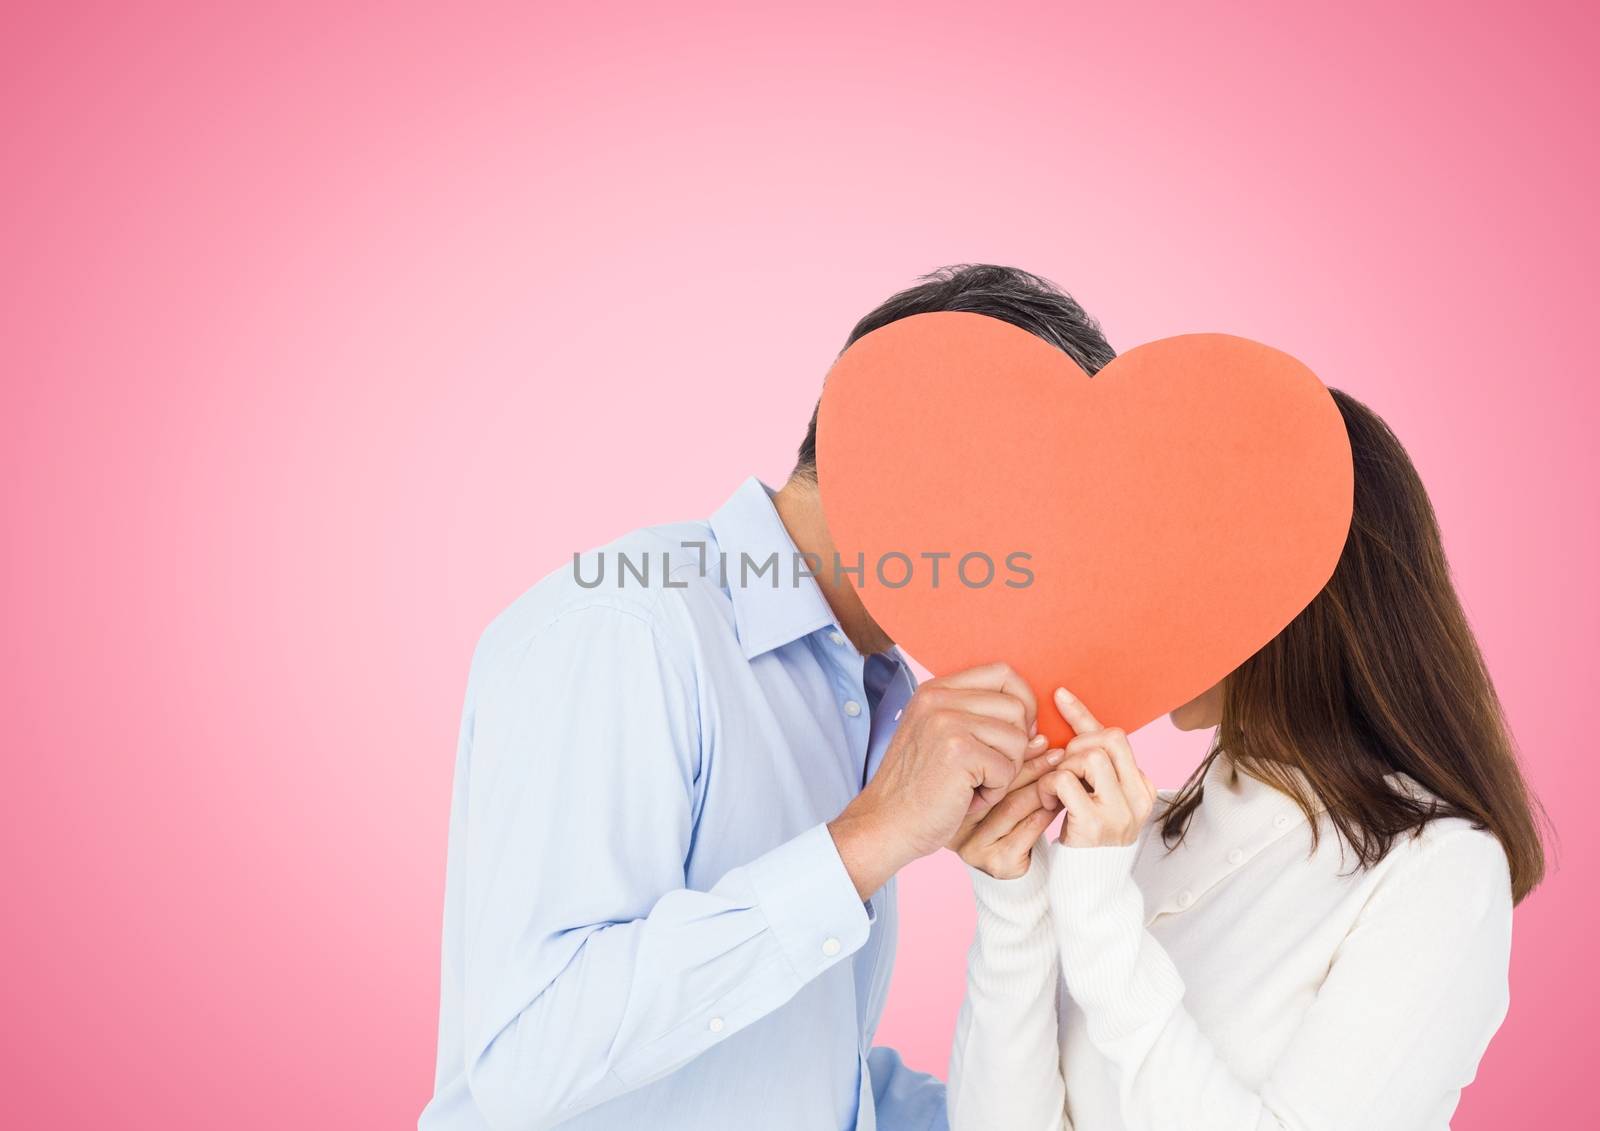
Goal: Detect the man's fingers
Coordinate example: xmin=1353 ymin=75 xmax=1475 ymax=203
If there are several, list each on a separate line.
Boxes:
xmin=941 ymin=663 xmax=1038 ymax=733
xmin=1052 ymin=687 xmax=1103 ymax=738
xmin=972 ymin=720 xmax=1029 ymax=765
xmin=966 ymin=717 xmax=1030 ymax=767
xmin=969 ymin=739 xmax=1024 ymax=805
xmin=940 ymin=689 xmax=1032 ymax=731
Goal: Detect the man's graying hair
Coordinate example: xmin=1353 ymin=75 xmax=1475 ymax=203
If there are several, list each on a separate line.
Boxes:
xmin=794 ymin=264 xmax=1116 ymax=477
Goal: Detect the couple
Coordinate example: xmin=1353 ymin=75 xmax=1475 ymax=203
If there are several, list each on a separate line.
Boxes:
xmin=420 ymin=266 xmax=1544 ymax=1131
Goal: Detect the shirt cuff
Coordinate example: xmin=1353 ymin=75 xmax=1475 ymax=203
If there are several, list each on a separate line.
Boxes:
xmin=745 ymin=822 xmax=872 ymax=984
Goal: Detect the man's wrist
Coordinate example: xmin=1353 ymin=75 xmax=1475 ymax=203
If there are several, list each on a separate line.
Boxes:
xmin=827 ymin=805 xmax=912 ymax=901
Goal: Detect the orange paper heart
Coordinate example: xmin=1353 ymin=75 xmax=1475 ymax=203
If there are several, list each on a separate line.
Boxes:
xmin=816 ymin=312 xmax=1353 ymax=743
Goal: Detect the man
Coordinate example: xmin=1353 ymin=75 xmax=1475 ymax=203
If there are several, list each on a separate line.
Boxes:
xmin=421 ymin=265 xmax=1116 ymax=1130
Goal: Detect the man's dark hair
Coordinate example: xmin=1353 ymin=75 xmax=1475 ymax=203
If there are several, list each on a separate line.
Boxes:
xmin=794 ymin=264 xmax=1115 ymax=477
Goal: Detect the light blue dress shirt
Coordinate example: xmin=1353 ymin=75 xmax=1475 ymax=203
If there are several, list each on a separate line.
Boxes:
xmin=422 ymin=478 xmax=946 ymax=1131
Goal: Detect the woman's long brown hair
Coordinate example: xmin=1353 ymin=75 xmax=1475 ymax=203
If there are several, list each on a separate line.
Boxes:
xmin=1161 ymin=390 xmax=1548 ymax=903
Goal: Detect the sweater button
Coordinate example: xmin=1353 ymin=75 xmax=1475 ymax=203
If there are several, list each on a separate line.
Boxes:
xmin=1176 ymin=890 xmax=1194 ymax=908
xmin=1227 ymin=849 xmax=1245 ymax=865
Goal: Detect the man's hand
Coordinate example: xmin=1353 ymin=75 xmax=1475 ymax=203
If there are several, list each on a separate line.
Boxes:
xmin=828 ymin=662 xmax=1040 ymax=899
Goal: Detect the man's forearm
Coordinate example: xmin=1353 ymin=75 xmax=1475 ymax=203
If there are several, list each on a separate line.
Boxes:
xmin=469 ymin=823 xmax=874 ymax=1125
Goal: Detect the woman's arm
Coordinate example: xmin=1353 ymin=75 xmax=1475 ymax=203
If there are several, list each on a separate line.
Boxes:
xmin=946 ymin=748 xmax=1073 ymax=1131
xmin=1044 ymin=688 xmax=1513 ymax=1131
xmin=1047 ymin=828 xmax=1510 ymax=1131
xmin=948 ymin=846 xmax=1071 ymax=1131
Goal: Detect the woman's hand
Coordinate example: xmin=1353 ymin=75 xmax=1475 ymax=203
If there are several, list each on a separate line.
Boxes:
xmin=949 ymin=743 xmax=1064 ymax=878
xmin=1043 ymin=687 xmax=1158 ymax=848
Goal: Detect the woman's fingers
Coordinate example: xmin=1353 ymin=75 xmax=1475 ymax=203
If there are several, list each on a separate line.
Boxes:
xmin=1065 ymin=727 xmax=1129 ymax=768
xmin=1046 ymin=751 xmax=1148 ymax=849
xmin=993 ymin=805 xmax=1057 ymax=860
xmin=1040 ymin=690 xmax=1158 ymax=847
xmin=1081 ymin=734 xmax=1152 ymax=826
xmin=1053 ymin=687 xmax=1103 ymax=738
xmin=1011 ymin=746 xmax=1065 ymax=793
xmin=949 ymin=743 xmax=1064 ymax=850
xmin=972 ymin=736 xmax=1059 ymax=808
xmin=1065 ymin=725 xmax=1136 ymax=784
xmin=963 ymin=808 xmax=1051 ymax=879
xmin=1045 ymin=768 xmax=1096 ymax=844
xmin=1096 ymin=728 xmax=1146 ymax=805
xmin=1057 ymin=704 xmax=1153 ymax=818
xmin=970 ymin=774 xmax=1054 ymax=846
xmin=955 ymin=751 xmax=1060 ymax=877
xmin=1077 ymin=747 xmax=1112 ymax=793
xmin=1083 ymin=749 xmax=1132 ymax=826
xmin=1046 ymin=766 xmax=1092 ymax=815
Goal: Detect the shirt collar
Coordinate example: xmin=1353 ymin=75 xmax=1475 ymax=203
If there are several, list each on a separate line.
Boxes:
xmin=709 ymin=477 xmax=840 ymax=660
xmin=1149 ymin=752 xmax=1329 ymax=864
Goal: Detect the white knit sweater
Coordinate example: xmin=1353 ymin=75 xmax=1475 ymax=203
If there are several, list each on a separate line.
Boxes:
xmin=947 ymin=755 xmax=1514 ymax=1131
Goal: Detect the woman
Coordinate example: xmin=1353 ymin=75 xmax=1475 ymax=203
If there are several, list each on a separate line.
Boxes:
xmin=946 ymin=390 xmax=1546 ymax=1131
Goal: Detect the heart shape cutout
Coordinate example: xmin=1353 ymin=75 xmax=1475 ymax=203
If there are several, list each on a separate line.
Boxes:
xmin=816 ymin=312 xmax=1353 ymax=743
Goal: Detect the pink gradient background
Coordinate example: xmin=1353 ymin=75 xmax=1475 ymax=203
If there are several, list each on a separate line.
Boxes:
xmin=3 ymin=3 xmax=1596 ymax=1127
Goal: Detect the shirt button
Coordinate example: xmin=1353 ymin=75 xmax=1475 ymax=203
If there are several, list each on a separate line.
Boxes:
xmin=1227 ymin=849 xmax=1245 ymax=865
xmin=843 ymin=700 xmax=862 ymax=717
xmin=1274 ymin=814 xmax=1292 ymax=829
xmin=821 ymin=937 xmax=842 ymax=957
xmin=829 ymin=630 xmax=847 ymax=646
xmin=708 ymin=1017 xmax=725 ymax=1033
xmin=1176 ymin=890 xmax=1195 ymax=909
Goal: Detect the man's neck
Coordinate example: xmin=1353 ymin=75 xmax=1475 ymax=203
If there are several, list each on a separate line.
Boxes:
xmin=772 ymin=474 xmax=894 ymax=656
